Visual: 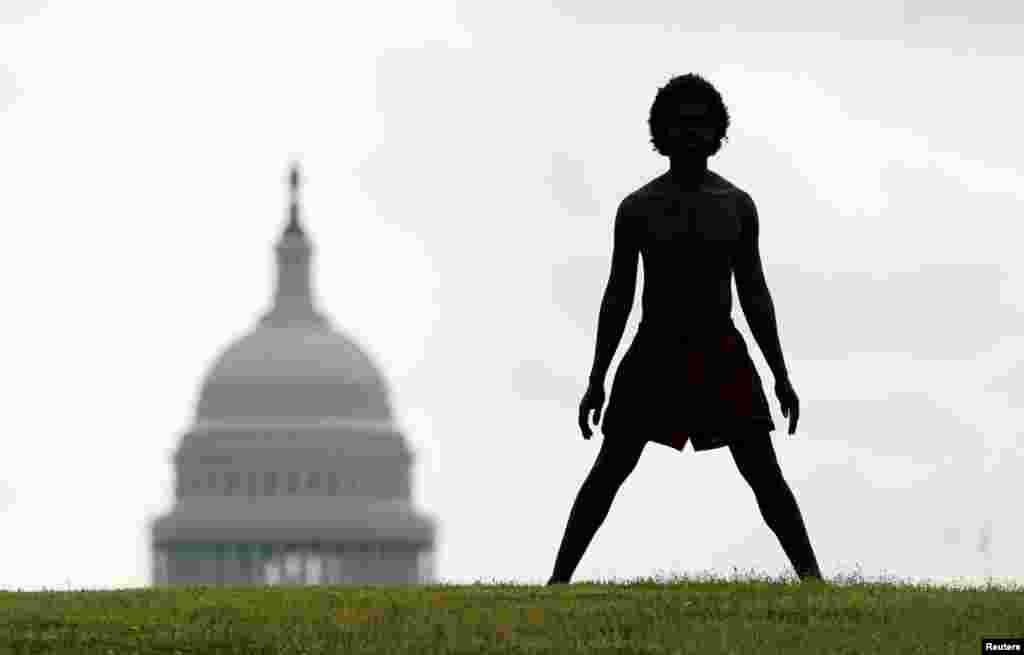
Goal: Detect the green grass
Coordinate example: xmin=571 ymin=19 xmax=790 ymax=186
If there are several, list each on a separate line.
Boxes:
xmin=1 ymin=564 xmax=1021 ymax=654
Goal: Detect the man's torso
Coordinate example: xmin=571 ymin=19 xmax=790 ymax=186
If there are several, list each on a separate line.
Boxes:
xmin=626 ymin=169 xmax=748 ymax=339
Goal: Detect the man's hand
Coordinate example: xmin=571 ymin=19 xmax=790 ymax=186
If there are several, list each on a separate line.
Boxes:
xmin=578 ymin=383 xmax=606 ymax=440
xmin=774 ymin=376 xmax=800 ymax=435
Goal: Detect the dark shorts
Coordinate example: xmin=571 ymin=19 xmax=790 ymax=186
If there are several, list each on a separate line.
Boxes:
xmin=600 ymin=321 xmax=776 ymax=452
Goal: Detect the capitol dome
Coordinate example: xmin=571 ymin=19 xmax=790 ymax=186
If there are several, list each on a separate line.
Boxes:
xmin=149 ymin=164 xmax=437 ymax=589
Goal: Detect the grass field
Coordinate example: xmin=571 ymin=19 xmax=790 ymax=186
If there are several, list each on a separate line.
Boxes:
xmin=1 ymin=565 xmax=1021 ymax=654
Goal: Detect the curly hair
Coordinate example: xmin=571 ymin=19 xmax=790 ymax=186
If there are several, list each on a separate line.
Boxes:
xmin=648 ymin=73 xmax=731 ymax=157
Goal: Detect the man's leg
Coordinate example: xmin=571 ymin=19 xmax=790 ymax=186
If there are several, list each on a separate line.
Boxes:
xmin=728 ymin=434 xmax=824 ymax=581
xmin=548 ymin=433 xmax=647 ymax=585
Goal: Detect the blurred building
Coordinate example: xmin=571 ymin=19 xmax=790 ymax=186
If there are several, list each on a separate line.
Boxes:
xmin=147 ymin=164 xmax=437 ymax=587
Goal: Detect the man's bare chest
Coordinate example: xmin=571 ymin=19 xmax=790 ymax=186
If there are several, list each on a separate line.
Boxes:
xmin=635 ymin=192 xmax=743 ymax=245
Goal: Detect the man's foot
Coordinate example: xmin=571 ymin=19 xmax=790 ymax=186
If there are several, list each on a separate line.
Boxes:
xmin=546 ymin=577 xmax=569 ymax=586
xmin=800 ymin=575 xmax=831 ymax=587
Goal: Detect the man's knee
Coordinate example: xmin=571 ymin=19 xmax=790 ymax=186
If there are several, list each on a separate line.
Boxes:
xmin=593 ymin=454 xmax=640 ymax=484
xmin=591 ymin=439 xmax=644 ymax=484
xmin=730 ymin=435 xmax=784 ymax=486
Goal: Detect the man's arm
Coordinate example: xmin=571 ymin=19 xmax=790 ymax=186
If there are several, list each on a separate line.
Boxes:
xmin=734 ymin=192 xmax=790 ymax=382
xmin=588 ymin=197 xmax=640 ymax=386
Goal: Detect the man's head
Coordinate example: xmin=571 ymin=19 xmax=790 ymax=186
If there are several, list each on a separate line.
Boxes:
xmin=648 ymin=73 xmax=731 ymax=159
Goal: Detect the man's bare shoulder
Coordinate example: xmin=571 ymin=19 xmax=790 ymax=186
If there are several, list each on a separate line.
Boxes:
xmin=622 ymin=177 xmax=669 ymax=213
xmin=708 ymin=170 xmax=745 ymax=197
xmin=630 ymin=173 xmax=672 ymax=202
xmin=703 ymin=170 xmax=752 ymax=202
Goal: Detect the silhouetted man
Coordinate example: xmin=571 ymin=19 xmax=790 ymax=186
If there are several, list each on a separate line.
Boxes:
xmin=547 ymin=73 xmax=823 ymax=586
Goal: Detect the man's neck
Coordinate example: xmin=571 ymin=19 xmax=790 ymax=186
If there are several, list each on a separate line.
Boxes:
xmin=667 ymin=155 xmax=709 ymax=190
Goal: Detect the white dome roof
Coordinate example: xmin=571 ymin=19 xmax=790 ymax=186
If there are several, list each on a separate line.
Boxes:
xmin=195 ymin=322 xmax=394 ymax=425
xmin=192 ymin=167 xmax=394 ymax=428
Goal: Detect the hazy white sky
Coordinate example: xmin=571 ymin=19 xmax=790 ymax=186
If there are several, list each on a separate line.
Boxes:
xmin=2 ymin=1 xmax=1022 ymax=592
